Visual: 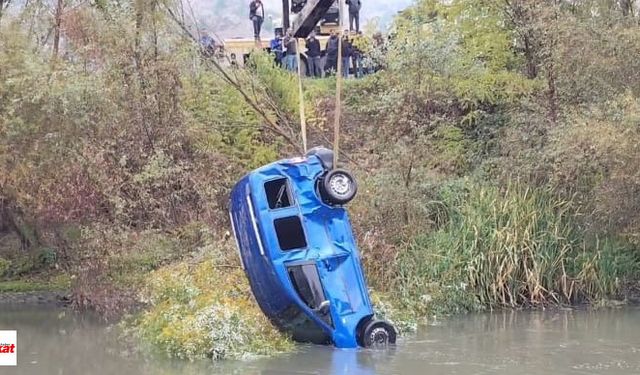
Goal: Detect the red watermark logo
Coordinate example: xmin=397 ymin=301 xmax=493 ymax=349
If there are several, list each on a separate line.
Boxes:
xmin=0 ymin=331 xmax=17 ymax=366
xmin=0 ymin=344 xmax=15 ymax=353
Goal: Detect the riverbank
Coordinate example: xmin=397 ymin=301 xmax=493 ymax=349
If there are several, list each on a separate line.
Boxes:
xmin=0 ymin=291 xmax=70 ymax=305
xmin=0 ymin=279 xmax=71 ymax=305
xmin=626 ymin=282 xmax=640 ymax=305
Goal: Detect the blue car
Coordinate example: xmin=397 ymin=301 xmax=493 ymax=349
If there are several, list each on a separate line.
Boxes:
xmin=229 ymin=147 xmax=396 ymax=348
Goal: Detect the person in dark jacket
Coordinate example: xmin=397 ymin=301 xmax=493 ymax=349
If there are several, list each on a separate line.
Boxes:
xmin=230 ymin=53 xmax=239 ymax=68
xmin=324 ymin=31 xmax=339 ymax=75
xmin=199 ymin=31 xmax=216 ymax=58
xmin=249 ymin=0 xmax=264 ymax=41
xmin=346 ymin=0 xmax=361 ymax=32
xmin=341 ymin=31 xmax=352 ymax=78
xmin=351 ymin=31 xmax=368 ymax=78
xmin=306 ymin=32 xmax=322 ymax=78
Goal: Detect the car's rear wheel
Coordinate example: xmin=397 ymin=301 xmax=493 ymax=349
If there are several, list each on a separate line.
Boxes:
xmin=358 ymin=319 xmax=397 ymax=348
xmin=320 ymin=169 xmax=357 ymax=205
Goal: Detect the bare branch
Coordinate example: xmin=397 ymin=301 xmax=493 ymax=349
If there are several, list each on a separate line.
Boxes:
xmin=162 ymin=2 xmax=303 ymax=153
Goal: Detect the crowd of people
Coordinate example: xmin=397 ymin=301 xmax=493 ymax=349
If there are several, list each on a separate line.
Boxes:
xmin=269 ymin=28 xmax=377 ymax=79
xmin=270 ymin=0 xmax=368 ymax=77
xmin=200 ymin=0 xmax=377 ymax=77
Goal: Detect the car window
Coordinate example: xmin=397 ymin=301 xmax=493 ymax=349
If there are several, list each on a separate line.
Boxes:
xmin=288 ymin=264 xmax=333 ymax=327
xmin=274 ymin=216 xmax=307 ymax=250
xmin=264 ymin=178 xmax=293 ymax=209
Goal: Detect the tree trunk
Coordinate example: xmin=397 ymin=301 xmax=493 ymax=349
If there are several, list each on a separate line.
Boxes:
xmin=523 ymin=33 xmax=538 ymax=79
xmin=0 ymin=199 xmax=37 ymax=251
xmin=0 ymin=0 xmax=14 ymax=24
xmin=0 ymin=0 xmax=5 ymax=23
xmin=545 ymin=1 xmax=560 ymax=126
xmin=52 ymin=0 xmax=63 ymax=60
xmin=133 ymin=1 xmax=156 ymax=151
xmin=621 ymin=0 xmax=635 ymax=17
xmin=546 ymin=61 xmax=559 ymax=125
xmin=0 ymin=197 xmax=7 ymax=234
xmin=151 ymin=0 xmax=163 ymax=131
xmin=503 ymin=0 xmax=540 ymax=79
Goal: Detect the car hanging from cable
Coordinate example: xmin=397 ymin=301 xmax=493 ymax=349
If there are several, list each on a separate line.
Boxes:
xmin=229 ymin=147 xmax=397 ymax=348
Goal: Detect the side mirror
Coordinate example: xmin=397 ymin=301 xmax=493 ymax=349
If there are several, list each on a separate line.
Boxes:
xmin=314 ymin=300 xmax=330 ymax=315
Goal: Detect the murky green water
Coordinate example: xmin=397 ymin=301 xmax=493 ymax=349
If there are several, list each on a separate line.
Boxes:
xmin=0 ymin=304 xmax=639 ymax=374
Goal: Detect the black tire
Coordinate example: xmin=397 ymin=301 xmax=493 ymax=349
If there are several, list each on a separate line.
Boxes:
xmin=320 ymin=169 xmax=358 ymax=205
xmin=359 ymin=319 xmax=397 ymax=348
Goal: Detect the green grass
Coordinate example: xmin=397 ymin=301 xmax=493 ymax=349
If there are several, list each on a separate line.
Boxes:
xmin=393 ymin=179 xmax=640 ymax=316
xmin=0 ymin=276 xmax=70 ymax=293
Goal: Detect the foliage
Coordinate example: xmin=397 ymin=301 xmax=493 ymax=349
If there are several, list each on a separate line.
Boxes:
xmin=0 ymin=257 xmax=10 ymax=277
xmin=133 ymin=254 xmax=293 ymax=361
xmin=181 ymin=61 xmax=281 ymax=171
xmin=372 ymin=0 xmax=538 ymax=132
xmin=370 ymin=291 xmax=418 ymax=334
xmin=69 ymin=224 xmax=227 ymax=319
xmin=544 ymin=95 xmax=640 ymax=244
xmin=342 ymin=0 xmax=640 ymax=318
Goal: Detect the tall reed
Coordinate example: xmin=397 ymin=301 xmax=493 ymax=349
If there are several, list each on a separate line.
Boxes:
xmin=395 ymin=180 xmax=638 ymax=314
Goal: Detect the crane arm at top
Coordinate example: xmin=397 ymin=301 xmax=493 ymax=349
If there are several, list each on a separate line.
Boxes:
xmin=291 ymin=0 xmax=336 ymax=38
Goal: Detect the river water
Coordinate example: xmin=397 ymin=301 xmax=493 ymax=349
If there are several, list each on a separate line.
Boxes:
xmin=0 ymin=305 xmax=639 ymax=375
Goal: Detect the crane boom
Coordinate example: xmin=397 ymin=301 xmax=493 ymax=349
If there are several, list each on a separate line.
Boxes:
xmin=291 ymin=0 xmax=336 ymax=38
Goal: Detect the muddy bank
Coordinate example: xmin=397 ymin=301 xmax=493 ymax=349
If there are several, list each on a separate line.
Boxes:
xmin=624 ymin=282 xmax=640 ymax=305
xmin=0 ymin=291 xmax=71 ymax=306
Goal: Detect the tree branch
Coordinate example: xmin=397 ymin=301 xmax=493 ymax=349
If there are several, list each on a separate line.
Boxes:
xmin=163 ymin=2 xmax=303 ymax=153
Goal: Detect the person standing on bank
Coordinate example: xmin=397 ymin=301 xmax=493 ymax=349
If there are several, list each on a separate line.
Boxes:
xmin=199 ymin=31 xmax=216 ymax=58
xmin=270 ymin=29 xmax=284 ymax=66
xmin=306 ymin=32 xmax=322 ymax=78
xmin=346 ymin=0 xmax=361 ymax=32
xmin=324 ymin=30 xmax=340 ymax=75
xmin=284 ymin=29 xmax=298 ymax=72
xmin=249 ymin=0 xmax=265 ymax=41
xmin=341 ymin=30 xmax=353 ymax=78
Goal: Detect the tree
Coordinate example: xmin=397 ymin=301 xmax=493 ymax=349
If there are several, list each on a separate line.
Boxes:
xmin=0 ymin=0 xmax=11 ymax=22
xmin=52 ymin=0 xmax=64 ymax=59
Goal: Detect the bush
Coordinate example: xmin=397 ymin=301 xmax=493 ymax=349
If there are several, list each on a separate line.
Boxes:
xmin=0 ymin=257 xmax=10 ymax=277
xmin=132 ymin=255 xmax=293 ymax=361
xmin=370 ymin=291 xmax=418 ymax=334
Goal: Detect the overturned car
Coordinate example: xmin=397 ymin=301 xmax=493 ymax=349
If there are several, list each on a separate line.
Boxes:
xmin=229 ymin=147 xmax=396 ymax=348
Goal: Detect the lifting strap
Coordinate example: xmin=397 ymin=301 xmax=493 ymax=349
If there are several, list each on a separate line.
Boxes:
xmin=333 ymin=0 xmax=345 ymax=168
xmin=295 ymin=5 xmax=344 ymax=168
xmin=296 ymin=38 xmax=308 ymax=153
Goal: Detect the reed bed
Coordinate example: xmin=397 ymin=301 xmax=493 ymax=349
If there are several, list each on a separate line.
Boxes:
xmin=395 ymin=181 xmax=639 ymax=314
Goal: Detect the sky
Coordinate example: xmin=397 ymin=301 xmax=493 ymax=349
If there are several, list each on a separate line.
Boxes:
xmin=191 ymin=0 xmax=414 ymax=39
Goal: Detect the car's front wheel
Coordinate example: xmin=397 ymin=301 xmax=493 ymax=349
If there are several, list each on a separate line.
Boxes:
xmin=359 ymin=319 xmax=397 ymax=348
xmin=320 ymin=169 xmax=358 ymax=205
